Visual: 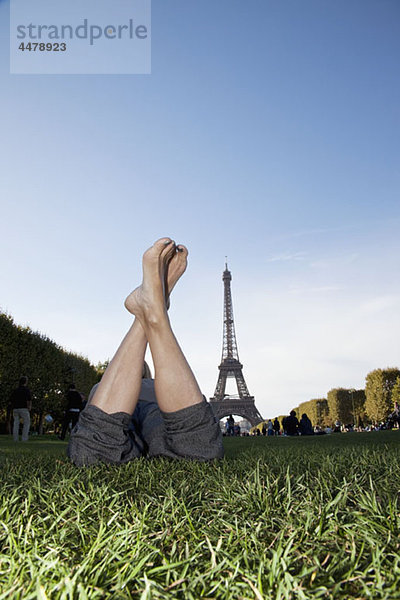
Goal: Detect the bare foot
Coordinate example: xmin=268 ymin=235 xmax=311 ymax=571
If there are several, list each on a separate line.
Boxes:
xmin=165 ymin=245 xmax=188 ymax=309
xmin=124 ymin=238 xmax=176 ymax=323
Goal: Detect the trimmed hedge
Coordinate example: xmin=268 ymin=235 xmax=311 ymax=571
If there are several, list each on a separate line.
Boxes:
xmin=0 ymin=312 xmax=99 ymax=432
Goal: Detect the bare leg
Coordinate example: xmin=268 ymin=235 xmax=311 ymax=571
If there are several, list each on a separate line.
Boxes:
xmin=91 ymin=237 xmax=190 ymax=415
xmin=90 ymin=319 xmax=147 ymax=414
xmin=69 ymin=238 xmax=223 ymax=465
xmin=125 ymin=238 xmax=204 ymax=413
xmin=13 ymin=411 xmax=19 ymax=442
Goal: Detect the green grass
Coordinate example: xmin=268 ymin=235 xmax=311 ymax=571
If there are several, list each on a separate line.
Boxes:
xmin=1 ymin=432 xmax=400 ymax=599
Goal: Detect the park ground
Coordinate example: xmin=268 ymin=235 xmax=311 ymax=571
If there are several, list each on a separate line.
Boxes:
xmin=1 ymin=431 xmax=400 ymax=599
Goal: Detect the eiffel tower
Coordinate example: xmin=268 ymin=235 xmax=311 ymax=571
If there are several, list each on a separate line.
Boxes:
xmin=209 ymin=262 xmax=263 ymax=427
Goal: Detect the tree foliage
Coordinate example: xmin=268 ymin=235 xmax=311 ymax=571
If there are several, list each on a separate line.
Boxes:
xmin=365 ymin=368 xmax=400 ymax=422
xmin=326 ymin=388 xmax=366 ymax=425
xmin=0 ymin=312 xmax=99 ymax=431
xmin=295 ymin=398 xmax=329 ymax=427
xmin=351 ymin=389 xmax=367 ymax=425
xmin=392 ymin=377 xmax=400 ymax=408
xmin=327 ymin=388 xmax=348 ymax=423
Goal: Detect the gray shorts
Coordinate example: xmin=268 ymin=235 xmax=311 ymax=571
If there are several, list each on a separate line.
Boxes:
xmin=67 ymin=380 xmax=224 ymax=466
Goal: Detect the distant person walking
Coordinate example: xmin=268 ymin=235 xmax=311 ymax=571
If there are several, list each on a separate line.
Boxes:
xmin=10 ymin=376 xmax=32 ymax=442
xmin=267 ymin=419 xmax=274 ymax=436
xmin=226 ymin=415 xmax=235 ymax=436
xmin=273 ymin=418 xmax=280 ymax=435
xmin=59 ymin=384 xmax=83 ymax=440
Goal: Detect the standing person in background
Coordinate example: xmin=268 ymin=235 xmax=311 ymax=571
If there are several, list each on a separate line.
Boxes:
xmin=10 ymin=376 xmax=32 ymax=442
xmin=227 ymin=415 xmax=235 ymax=436
xmin=273 ymin=417 xmax=280 ymax=436
xmin=59 ymin=384 xmax=83 ymax=440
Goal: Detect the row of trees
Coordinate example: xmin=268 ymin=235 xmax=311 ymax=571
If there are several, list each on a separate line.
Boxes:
xmin=0 ymin=312 xmax=100 ymax=433
xmin=3 ymin=310 xmax=399 ymax=432
xmin=258 ymin=368 xmax=400 ymax=430
xmin=286 ymin=368 xmax=400 ymax=427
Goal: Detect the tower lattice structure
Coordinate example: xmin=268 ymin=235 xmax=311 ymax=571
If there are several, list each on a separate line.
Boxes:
xmin=209 ymin=263 xmax=263 ymax=427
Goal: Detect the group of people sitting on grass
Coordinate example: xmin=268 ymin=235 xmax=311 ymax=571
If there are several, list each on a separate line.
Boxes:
xmin=255 ymin=411 xmax=314 ymax=437
xmin=283 ymin=411 xmax=314 ymax=436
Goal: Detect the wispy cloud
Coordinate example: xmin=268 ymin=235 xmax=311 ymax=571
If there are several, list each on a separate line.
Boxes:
xmin=267 ymin=251 xmax=307 ymax=263
xmin=289 ymin=285 xmax=343 ymax=294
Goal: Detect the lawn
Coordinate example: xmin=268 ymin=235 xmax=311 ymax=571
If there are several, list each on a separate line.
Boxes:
xmin=0 ymin=431 xmax=400 ymax=599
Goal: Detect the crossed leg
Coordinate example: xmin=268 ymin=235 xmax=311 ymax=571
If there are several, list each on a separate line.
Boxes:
xmin=91 ymin=237 xmax=203 ymax=415
xmin=125 ymin=237 xmax=203 ymax=413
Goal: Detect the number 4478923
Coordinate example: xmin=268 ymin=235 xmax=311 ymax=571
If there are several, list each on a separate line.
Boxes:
xmin=18 ymin=42 xmax=67 ymax=51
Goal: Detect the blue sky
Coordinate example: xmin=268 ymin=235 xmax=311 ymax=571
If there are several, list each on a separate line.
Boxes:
xmin=1 ymin=0 xmax=399 ymax=419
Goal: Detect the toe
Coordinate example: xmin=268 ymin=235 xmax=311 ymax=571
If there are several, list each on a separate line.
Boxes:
xmin=176 ymin=244 xmax=188 ymax=256
xmin=161 ymin=239 xmax=176 ymax=262
xmin=143 ymin=238 xmax=173 ymax=263
xmin=154 ymin=237 xmax=173 ymax=253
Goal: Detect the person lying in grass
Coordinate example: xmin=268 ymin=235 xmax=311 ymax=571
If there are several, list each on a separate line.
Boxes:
xmin=68 ymin=238 xmax=224 ymax=466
